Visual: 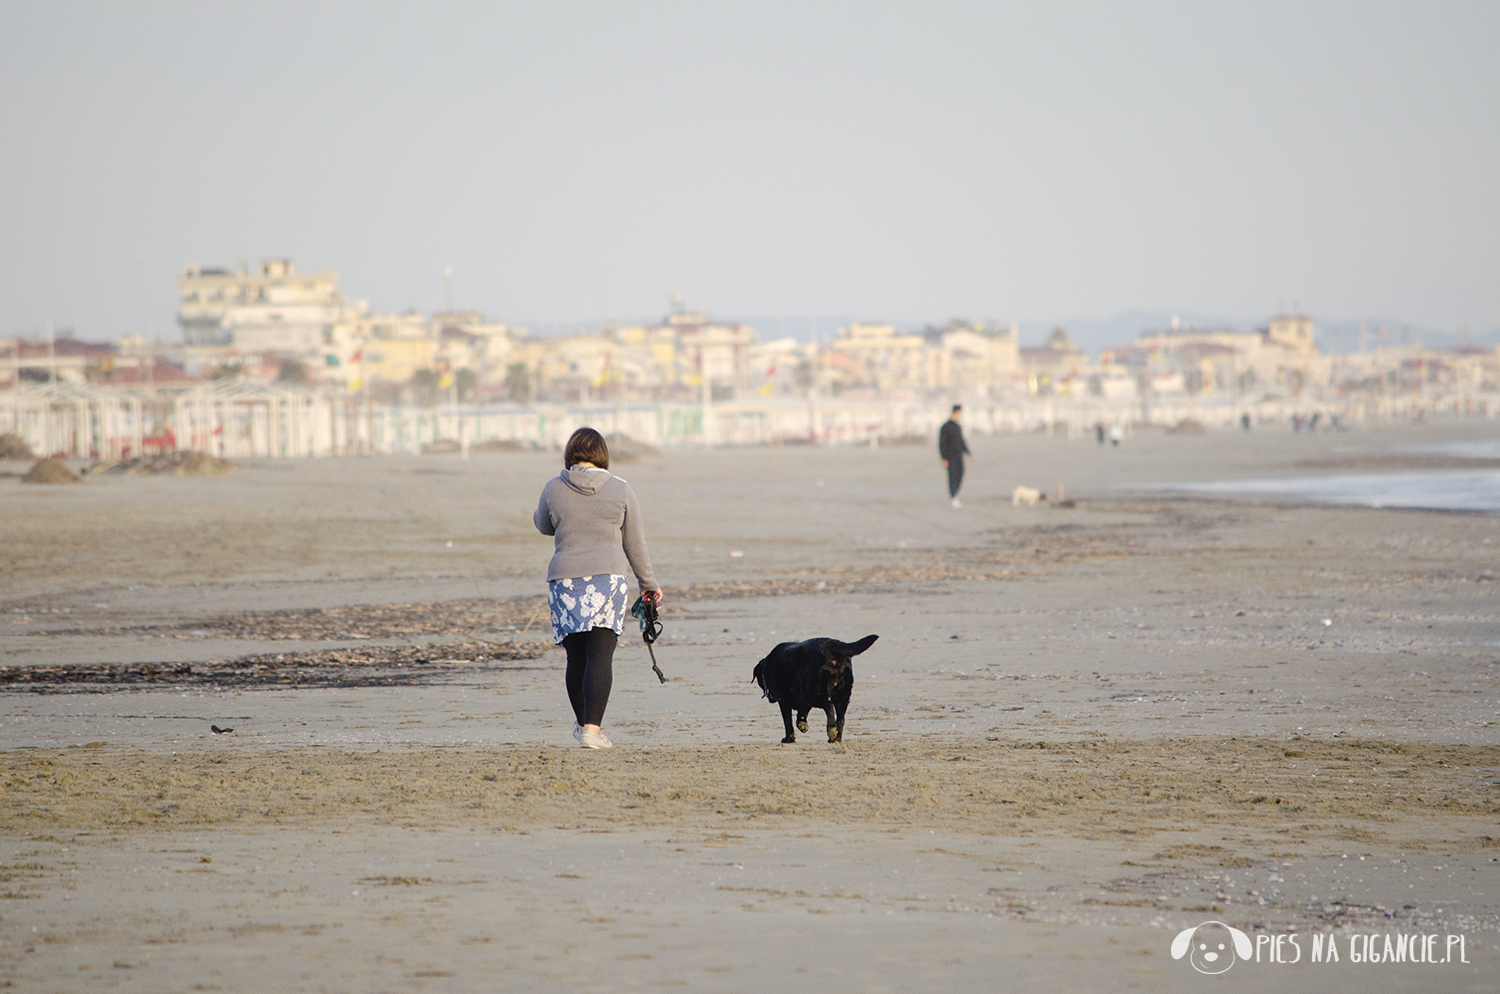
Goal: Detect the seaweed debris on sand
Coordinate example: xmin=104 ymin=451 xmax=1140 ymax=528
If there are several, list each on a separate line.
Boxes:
xmin=88 ymin=451 xmax=237 ymax=477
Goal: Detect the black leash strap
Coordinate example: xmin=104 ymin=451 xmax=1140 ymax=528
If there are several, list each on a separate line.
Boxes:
xmin=630 ymin=595 xmax=666 ymax=683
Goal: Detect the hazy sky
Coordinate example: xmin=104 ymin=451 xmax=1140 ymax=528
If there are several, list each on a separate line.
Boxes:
xmin=2 ymin=1 xmax=1496 ymax=341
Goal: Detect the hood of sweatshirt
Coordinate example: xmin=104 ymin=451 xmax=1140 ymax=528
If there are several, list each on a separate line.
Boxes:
xmin=563 ymin=465 xmax=612 ymax=495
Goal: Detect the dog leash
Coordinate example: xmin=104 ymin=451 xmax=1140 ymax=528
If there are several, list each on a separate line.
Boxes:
xmin=630 ymin=595 xmax=667 ymax=684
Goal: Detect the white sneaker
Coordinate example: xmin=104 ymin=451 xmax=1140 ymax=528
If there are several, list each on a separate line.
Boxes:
xmin=950 ymin=497 xmax=962 ymax=508
xmin=578 ymin=729 xmax=612 ymax=749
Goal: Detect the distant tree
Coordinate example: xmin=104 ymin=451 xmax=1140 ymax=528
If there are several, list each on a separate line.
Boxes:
xmin=412 ymin=368 xmax=440 ymax=407
xmin=18 ymin=368 xmax=51 ymax=383
xmin=456 ymin=367 xmax=478 ymax=402
xmin=211 ymin=363 xmax=241 ymax=381
xmin=794 ymin=359 xmax=815 ymax=392
xmin=369 ymin=381 xmax=403 ymax=405
xmin=1046 ymin=326 xmax=1079 ymax=352
xmin=503 ymin=363 xmax=532 ymax=404
xmin=277 ymin=359 xmax=309 ymax=384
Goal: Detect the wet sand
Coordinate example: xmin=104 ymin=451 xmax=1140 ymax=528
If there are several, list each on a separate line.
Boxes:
xmin=2 ymin=422 xmax=1498 ymax=991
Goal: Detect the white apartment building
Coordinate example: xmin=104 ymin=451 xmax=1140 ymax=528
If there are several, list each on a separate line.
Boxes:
xmin=177 ymin=259 xmax=367 ymax=353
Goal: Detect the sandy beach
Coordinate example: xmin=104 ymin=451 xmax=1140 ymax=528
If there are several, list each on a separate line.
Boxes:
xmin=2 ymin=422 xmax=1498 ymax=992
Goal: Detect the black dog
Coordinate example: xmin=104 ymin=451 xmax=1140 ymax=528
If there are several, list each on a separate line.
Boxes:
xmin=751 ymin=635 xmax=878 ymax=743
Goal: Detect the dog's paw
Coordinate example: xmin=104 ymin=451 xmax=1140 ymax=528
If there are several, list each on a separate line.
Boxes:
xmin=796 ymin=718 xmax=808 ymax=733
xmin=781 ymin=735 xmax=796 ymax=744
xmin=827 ymin=731 xmax=841 ymax=743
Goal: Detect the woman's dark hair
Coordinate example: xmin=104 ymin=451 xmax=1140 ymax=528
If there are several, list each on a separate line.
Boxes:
xmin=564 ymin=427 xmax=609 ymax=469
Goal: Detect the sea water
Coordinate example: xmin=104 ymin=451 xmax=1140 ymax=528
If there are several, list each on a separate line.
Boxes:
xmin=1420 ymin=439 xmax=1500 ymax=460
xmin=1150 ymin=436 xmax=1500 ymax=512
xmin=1156 ymin=470 xmax=1500 ymax=512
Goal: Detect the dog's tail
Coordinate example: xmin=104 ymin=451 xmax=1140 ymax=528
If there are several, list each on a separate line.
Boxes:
xmin=832 ymin=634 xmax=879 ymax=657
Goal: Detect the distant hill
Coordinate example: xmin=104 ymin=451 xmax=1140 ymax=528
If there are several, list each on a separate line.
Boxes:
xmin=509 ymin=309 xmax=1500 ymax=358
xmin=1015 ymin=311 xmax=1240 ymax=356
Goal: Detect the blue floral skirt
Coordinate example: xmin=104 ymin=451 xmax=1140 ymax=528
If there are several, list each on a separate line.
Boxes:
xmin=547 ymin=574 xmax=629 ymax=645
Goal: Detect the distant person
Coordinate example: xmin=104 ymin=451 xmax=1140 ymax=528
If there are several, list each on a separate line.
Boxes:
xmin=1240 ymin=413 xmax=1251 ymax=431
xmin=534 ymin=427 xmax=662 ymax=749
xmin=938 ymin=405 xmax=973 ymax=508
xmin=1108 ymin=424 xmax=1123 ymax=446
xmin=1095 ymin=422 xmax=1107 ymax=445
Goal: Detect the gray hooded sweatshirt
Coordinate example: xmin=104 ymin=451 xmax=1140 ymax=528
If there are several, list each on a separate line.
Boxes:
xmin=533 ymin=465 xmax=660 ymax=592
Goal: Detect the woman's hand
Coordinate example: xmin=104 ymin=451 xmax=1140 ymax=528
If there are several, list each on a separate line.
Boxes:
xmin=643 ymin=588 xmax=664 ymax=608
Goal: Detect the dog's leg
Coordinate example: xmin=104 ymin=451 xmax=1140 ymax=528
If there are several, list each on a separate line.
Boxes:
xmin=833 ymin=698 xmax=848 ymax=743
xmin=778 ymin=702 xmax=796 ymax=744
xmin=824 ymin=706 xmax=840 ymax=743
xmin=796 ymin=710 xmax=809 ymax=733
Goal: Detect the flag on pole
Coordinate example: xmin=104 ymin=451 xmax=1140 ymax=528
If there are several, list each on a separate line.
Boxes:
xmin=759 ymin=358 xmax=777 ymax=395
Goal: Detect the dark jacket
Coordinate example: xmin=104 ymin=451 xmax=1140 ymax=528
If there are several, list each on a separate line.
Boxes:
xmin=938 ymin=419 xmax=970 ymax=462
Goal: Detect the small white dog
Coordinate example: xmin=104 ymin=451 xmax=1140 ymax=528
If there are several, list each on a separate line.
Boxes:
xmin=1012 ymin=485 xmax=1043 ymax=506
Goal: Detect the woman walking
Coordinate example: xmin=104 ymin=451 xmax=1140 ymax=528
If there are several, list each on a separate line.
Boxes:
xmin=534 ymin=427 xmax=662 ymax=748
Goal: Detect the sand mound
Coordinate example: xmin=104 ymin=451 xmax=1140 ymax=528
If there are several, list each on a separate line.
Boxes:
xmin=421 ymin=439 xmax=461 ymax=454
xmin=22 ymin=458 xmax=82 ymax=484
xmin=1167 ymin=418 xmax=1207 ymax=434
xmin=0 ymin=432 xmax=35 ymax=460
xmin=606 ymin=433 xmax=660 ymax=463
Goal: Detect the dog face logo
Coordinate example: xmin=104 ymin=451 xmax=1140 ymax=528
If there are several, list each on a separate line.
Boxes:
xmin=1171 ymin=921 xmax=1253 ymax=975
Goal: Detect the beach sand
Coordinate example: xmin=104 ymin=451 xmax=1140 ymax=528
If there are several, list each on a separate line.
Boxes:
xmin=1 ymin=422 xmax=1497 ymax=991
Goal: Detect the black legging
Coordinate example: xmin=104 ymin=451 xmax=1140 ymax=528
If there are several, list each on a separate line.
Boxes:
xmin=947 ymin=459 xmax=964 ymax=498
xmin=562 ymin=627 xmax=617 ymax=726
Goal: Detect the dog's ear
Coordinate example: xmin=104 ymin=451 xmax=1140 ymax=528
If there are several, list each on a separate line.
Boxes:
xmin=1170 ymin=926 xmax=1197 ymax=960
xmin=1227 ymin=925 xmax=1252 ymax=959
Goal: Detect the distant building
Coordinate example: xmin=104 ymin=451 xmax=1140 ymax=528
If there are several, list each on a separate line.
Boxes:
xmin=0 ymin=333 xmax=115 ymax=386
xmin=1019 ymin=326 xmax=1087 ymax=393
xmin=941 ymin=322 xmax=1022 ymax=396
xmin=825 ymin=321 xmax=1019 ymax=397
xmin=342 ymin=312 xmax=437 ymax=386
xmin=177 ymin=260 xmax=366 ymax=353
xmin=612 ymin=308 xmax=759 ymax=399
xmin=830 ymin=324 xmax=930 ymax=394
xmin=1102 ymin=317 xmax=1330 ymax=395
xmin=1267 ymin=314 xmax=1315 ymax=353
